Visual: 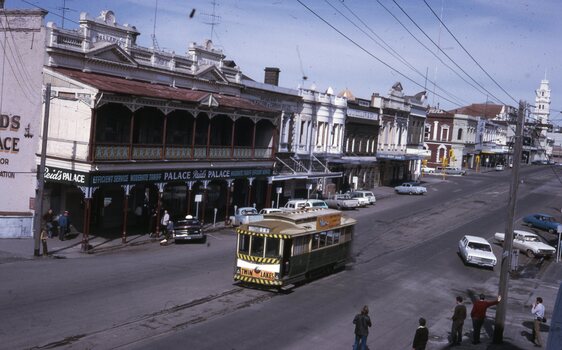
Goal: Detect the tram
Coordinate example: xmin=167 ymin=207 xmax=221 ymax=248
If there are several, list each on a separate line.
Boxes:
xmin=234 ymin=208 xmax=356 ymax=289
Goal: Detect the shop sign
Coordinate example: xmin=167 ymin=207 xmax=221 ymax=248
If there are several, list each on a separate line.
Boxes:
xmin=44 ymin=166 xmax=89 ymax=185
xmin=90 ymin=167 xmax=273 ymax=185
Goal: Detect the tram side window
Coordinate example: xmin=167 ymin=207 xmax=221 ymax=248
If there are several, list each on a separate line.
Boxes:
xmin=251 ymin=235 xmax=265 ymax=257
xmin=326 ymin=229 xmax=340 ymax=245
xmin=293 ymin=236 xmax=309 ymax=255
xmin=238 ymin=234 xmax=250 ymax=254
xmin=265 ymin=237 xmax=280 ymax=257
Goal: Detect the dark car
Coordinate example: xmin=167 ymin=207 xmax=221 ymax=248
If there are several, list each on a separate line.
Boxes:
xmin=523 ymin=213 xmax=562 ymax=234
xmin=172 ymin=215 xmax=206 ymax=243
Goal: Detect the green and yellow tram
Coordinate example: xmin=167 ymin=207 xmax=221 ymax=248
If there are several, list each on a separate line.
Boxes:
xmin=234 ymin=208 xmax=356 ymax=289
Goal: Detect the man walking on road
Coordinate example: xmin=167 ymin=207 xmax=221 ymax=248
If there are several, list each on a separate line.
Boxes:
xmin=352 ymin=305 xmax=372 ymax=350
xmin=470 ymin=294 xmax=501 ymax=344
xmin=531 ymin=297 xmax=545 ymax=347
xmin=451 ymin=296 xmax=467 ymax=346
xmin=412 ymin=317 xmax=429 ymax=350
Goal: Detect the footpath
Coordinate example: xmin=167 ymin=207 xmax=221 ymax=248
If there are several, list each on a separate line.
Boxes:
xmin=1 ymin=170 xmax=559 ymax=349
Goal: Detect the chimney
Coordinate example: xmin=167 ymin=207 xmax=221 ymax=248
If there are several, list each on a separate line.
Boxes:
xmin=264 ymin=67 xmax=280 ymax=86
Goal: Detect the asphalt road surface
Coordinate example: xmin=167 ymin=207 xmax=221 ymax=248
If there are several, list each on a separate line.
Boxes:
xmin=1 ymin=166 xmax=560 ymax=349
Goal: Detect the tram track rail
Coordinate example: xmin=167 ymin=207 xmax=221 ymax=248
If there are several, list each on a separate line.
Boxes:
xmin=31 ymin=287 xmax=277 ymax=350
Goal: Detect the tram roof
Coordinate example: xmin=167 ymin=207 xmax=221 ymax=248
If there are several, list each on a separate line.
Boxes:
xmin=237 ymin=209 xmax=356 ymax=238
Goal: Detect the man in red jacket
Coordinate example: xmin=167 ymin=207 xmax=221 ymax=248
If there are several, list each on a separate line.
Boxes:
xmin=471 ymin=294 xmax=501 ymax=344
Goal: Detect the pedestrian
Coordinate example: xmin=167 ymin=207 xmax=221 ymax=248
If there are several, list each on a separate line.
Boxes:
xmin=57 ymin=210 xmax=71 ymax=241
xmin=352 ymin=305 xmax=372 ymax=350
xmin=160 ymin=209 xmax=170 ymax=238
xmin=40 ymin=226 xmax=48 ymax=256
xmin=42 ymin=208 xmax=55 ymax=238
xmin=451 ymin=296 xmax=467 ymax=346
xmin=412 ymin=317 xmax=429 ymax=350
xmin=471 ymin=294 xmax=501 ymax=344
xmin=531 ymin=297 xmax=545 ymax=347
xmin=148 ymin=208 xmax=157 ymax=236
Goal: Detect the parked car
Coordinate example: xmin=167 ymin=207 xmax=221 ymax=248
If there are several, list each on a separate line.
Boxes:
xmin=394 ymin=182 xmax=427 ymax=195
xmin=349 ymin=190 xmax=376 ymax=205
xmin=421 ymin=166 xmax=436 ymax=174
xmin=531 ymin=160 xmax=548 ymax=165
xmin=494 ymin=230 xmax=556 ymax=258
xmin=458 ymin=235 xmax=497 ymax=269
xmin=283 ymin=199 xmax=328 ymax=211
xmin=443 ymin=167 xmax=467 ymax=175
xmin=230 ymin=207 xmax=263 ymax=227
xmin=259 ymin=208 xmax=283 ymax=215
xmin=523 ymin=213 xmax=562 ymax=234
xmin=172 ymin=215 xmax=205 ymax=243
xmin=495 ymin=164 xmax=504 ymax=171
xmin=324 ymin=194 xmax=359 ymax=210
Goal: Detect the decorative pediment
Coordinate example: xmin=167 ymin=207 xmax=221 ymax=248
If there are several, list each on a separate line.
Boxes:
xmin=195 ymin=65 xmax=228 ymax=83
xmin=85 ymin=42 xmax=138 ymax=67
xmin=199 ymin=94 xmax=219 ymax=108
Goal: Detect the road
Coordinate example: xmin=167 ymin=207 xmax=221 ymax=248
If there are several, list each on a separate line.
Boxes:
xmin=1 ymin=166 xmax=561 ymax=349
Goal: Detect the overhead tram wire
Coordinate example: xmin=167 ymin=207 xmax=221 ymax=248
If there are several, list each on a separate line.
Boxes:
xmin=422 ymin=0 xmax=519 ymax=106
xmin=370 ymin=0 xmax=494 ymax=106
xmin=296 ymin=0 xmax=464 ymax=109
xmin=390 ymin=0 xmax=507 ymax=106
xmin=325 ymin=0 xmax=468 ymax=107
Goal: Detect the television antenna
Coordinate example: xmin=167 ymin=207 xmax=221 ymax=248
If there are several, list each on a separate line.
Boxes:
xmin=58 ymin=0 xmax=76 ymax=29
xmin=151 ymin=0 xmax=160 ymax=50
xmin=201 ymin=0 xmax=221 ymax=42
xmin=296 ymin=45 xmax=308 ymax=86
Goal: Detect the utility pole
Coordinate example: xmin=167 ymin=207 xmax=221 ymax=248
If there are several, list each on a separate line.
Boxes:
xmin=493 ymin=100 xmax=525 ymax=343
xmin=33 ymin=84 xmax=51 ymax=256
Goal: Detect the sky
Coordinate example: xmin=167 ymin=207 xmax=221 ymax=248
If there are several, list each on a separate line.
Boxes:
xmin=7 ymin=0 xmax=562 ymax=125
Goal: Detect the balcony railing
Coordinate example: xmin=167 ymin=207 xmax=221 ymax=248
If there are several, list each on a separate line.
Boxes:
xmin=93 ymin=143 xmax=273 ymax=161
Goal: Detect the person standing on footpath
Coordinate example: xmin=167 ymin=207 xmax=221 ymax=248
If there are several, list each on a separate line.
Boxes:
xmin=531 ymin=297 xmax=545 ymax=347
xmin=451 ymin=296 xmax=467 ymax=346
xmin=160 ymin=210 xmax=170 ymax=236
xmin=352 ymin=305 xmax=372 ymax=350
xmin=412 ymin=317 xmax=429 ymax=350
xmin=57 ymin=210 xmax=71 ymax=241
xmin=43 ymin=208 xmax=55 ymax=238
xmin=470 ymin=294 xmax=501 ymax=344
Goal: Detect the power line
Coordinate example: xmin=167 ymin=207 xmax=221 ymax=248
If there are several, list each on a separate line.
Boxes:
xmin=422 ymin=0 xmax=519 ymax=106
xmin=296 ymin=0 xmax=465 ymax=108
xmin=390 ymin=0 xmax=507 ymax=106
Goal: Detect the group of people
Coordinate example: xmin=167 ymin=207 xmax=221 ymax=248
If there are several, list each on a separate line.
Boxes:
xmin=42 ymin=208 xmax=72 ymax=241
xmin=352 ymin=294 xmax=547 ymax=349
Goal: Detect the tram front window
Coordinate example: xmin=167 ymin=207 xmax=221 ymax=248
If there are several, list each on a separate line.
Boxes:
xmin=238 ymin=234 xmax=250 ymax=254
xmin=265 ymin=238 xmax=280 ymax=258
xmin=251 ymin=236 xmax=264 ymax=257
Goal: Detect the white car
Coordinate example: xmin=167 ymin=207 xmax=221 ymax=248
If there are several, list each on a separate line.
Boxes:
xmin=494 ymin=230 xmax=556 ymax=258
xmin=458 ymin=235 xmax=497 ymax=268
xmin=495 ymin=164 xmax=505 ymax=171
xmin=349 ymin=190 xmax=376 ymax=205
xmin=421 ymin=166 xmax=436 ymax=174
xmin=394 ymin=182 xmax=427 ymax=195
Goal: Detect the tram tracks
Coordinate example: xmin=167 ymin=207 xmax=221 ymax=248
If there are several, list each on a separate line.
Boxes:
xmin=35 ymin=286 xmax=276 ymax=349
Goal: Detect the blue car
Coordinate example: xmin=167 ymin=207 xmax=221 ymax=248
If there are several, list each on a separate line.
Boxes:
xmin=523 ymin=214 xmax=562 ymax=234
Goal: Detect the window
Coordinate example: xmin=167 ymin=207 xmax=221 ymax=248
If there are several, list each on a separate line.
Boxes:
xmin=251 ymin=235 xmax=264 ymax=257
xmin=238 ymin=234 xmax=250 ymax=254
xmin=457 ymin=128 xmax=463 ymax=140
xmin=265 ymin=238 xmax=280 ymax=257
xmin=293 ymin=236 xmax=309 ymax=255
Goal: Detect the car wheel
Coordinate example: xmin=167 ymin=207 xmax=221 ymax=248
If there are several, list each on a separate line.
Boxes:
xmin=548 ymin=228 xmax=555 ymax=234
xmin=526 ymin=249 xmax=535 ymax=258
xmin=409 ymin=191 xmax=413 ymax=195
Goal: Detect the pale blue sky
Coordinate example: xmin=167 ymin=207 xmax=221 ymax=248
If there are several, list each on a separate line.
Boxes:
xmin=8 ymin=0 xmax=562 ymax=124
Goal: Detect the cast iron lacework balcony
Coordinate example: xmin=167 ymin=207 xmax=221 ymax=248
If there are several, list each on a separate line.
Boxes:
xmin=93 ymin=143 xmax=273 ymax=161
